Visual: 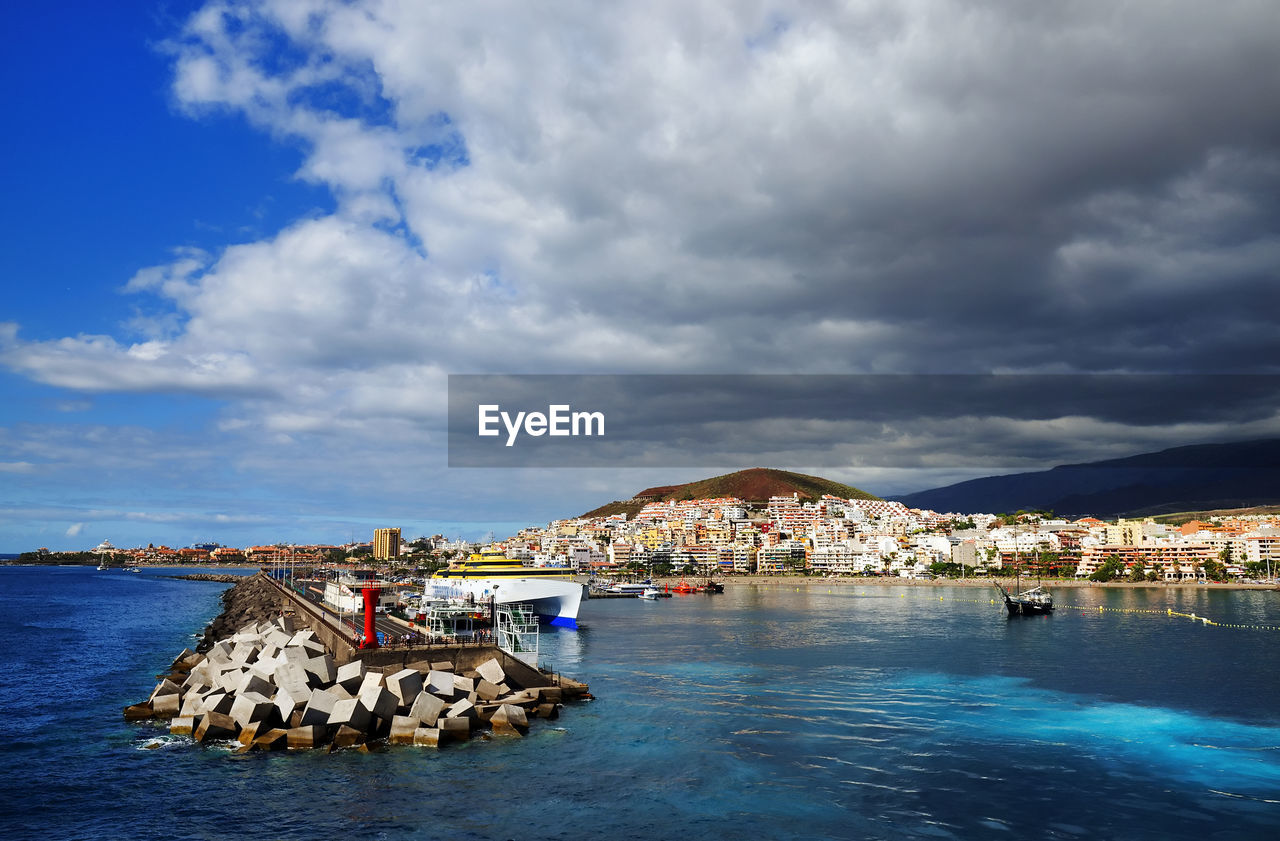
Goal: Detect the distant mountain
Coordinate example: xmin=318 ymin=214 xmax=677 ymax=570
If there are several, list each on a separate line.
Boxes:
xmin=894 ymin=439 xmax=1280 ymax=518
xmin=580 ymin=468 xmax=880 ymax=520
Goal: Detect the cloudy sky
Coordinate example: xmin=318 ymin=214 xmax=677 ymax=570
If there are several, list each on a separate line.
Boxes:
xmin=3 ymin=0 xmax=1279 ymax=551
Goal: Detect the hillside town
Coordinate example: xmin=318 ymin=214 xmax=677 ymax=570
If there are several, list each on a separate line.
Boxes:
xmin=39 ymin=496 xmax=1280 ymax=583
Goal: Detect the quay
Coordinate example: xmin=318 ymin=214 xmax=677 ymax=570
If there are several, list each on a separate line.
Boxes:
xmin=124 ymin=572 xmax=588 ymax=752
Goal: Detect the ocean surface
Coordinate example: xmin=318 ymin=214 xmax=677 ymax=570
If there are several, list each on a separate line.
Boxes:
xmin=2 ymin=567 xmax=1279 ymax=840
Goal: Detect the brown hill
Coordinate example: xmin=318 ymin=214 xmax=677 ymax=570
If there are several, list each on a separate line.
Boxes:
xmin=579 ymin=468 xmax=880 ymax=519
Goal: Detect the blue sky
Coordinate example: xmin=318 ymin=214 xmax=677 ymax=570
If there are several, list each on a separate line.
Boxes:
xmin=3 ymin=1 xmax=1279 ymax=552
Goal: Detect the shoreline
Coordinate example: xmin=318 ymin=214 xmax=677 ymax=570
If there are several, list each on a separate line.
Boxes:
xmin=653 ymin=575 xmax=1280 ymax=591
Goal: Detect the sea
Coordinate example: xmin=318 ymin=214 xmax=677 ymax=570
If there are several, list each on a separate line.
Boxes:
xmin=2 ymin=567 xmax=1278 ymax=841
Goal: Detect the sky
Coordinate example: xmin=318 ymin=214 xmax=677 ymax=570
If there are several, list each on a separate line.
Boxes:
xmin=2 ymin=0 xmax=1279 ymax=552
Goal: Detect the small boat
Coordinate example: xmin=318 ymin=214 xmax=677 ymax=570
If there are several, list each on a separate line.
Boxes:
xmin=699 ymin=580 xmax=724 ymax=594
xmin=96 ymin=563 xmax=108 ymax=571
xmin=639 ymin=587 xmax=659 ymax=601
xmin=996 ymin=524 xmax=1053 ymax=616
xmin=672 ymin=580 xmax=697 ymax=595
xmin=995 ymin=582 xmax=1054 ymax=615
xmin=125 ymin=567 xmax=141 ymax=574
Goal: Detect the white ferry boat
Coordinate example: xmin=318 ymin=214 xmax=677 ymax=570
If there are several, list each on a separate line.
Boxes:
xmin=426 ymin=552 xmax=585 ymax=629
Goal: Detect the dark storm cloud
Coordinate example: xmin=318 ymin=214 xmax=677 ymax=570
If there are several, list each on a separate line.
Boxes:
xmin=448 ymin=375 xmax=1280 ymax=467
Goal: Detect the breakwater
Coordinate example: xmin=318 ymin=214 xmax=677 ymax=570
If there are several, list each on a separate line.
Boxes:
xmin=124 ymin=573 xmax=589 ymax=751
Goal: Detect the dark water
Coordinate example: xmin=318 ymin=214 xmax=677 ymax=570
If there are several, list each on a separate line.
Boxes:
xmin=2 ymin=568 xmax=1278 ymax=840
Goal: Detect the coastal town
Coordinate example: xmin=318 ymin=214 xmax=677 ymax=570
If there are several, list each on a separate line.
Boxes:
xmin=27 ymin=495 xmax=1280 ymax=584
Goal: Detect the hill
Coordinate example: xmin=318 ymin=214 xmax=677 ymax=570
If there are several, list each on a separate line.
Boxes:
xmin=580 ymin=468 xmax=880 ymax=520
xmin=894 ymin=438 xmax=1280 ymax=518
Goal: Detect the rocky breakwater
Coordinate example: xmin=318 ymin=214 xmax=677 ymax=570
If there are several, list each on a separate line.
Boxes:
xmin=123 ymin=616 xmax=580 ymax=752
xmin=195 ymin=572 xmax=288 ymax=653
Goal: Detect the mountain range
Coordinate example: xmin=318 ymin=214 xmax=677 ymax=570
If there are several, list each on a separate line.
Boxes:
xmin=893 ymin=438 xmax=1280 ymax=518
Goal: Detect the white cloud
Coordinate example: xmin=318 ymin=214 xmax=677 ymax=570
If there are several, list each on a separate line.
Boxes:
xmin=2 ymin=0 xmax=1279 ymax=547
xmin=65 ymin=523 xmax=84 ymax=537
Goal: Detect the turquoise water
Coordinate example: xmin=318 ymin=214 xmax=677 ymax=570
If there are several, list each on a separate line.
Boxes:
xmin=2 ymin=568 xmax=1278 ymax=840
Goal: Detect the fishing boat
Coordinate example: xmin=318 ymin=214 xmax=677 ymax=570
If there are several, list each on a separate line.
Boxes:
xmin=699 ymin=580 xmax=724 ymax=594
xmin=995 ymin=522 xmax=1054 ymax=616
xmin=426 ymin=551 xmax=585 ymax=628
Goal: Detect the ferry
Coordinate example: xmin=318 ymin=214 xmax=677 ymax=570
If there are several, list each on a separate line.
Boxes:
xmin=426 ymin=552 xmax=585 ymax=629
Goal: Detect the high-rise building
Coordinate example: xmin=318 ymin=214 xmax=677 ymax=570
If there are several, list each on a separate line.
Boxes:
xmin=373 ymin=527 xmax=401 ymax=560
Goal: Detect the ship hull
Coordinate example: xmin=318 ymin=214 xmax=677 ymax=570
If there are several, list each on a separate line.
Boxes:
xmin=426 ymin=577 xmax=585 ymax=629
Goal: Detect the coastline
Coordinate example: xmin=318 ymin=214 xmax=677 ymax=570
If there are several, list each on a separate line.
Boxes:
xmin=653 ymin=574 xmax=1279 ymax=591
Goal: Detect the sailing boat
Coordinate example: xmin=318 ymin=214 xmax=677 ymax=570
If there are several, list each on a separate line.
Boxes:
xmin=994 ymin=520 xmax=1054 ymax=616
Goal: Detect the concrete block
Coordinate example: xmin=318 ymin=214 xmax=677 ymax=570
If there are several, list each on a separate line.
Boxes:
xmin=386 ymin=669 xmax=423 ymax=706
xmin=426 ymin=670 xmax=455 ymax=698
xmin=179 ymin=692 xmax=206 ymax=718
xmin=358 ymin=672 xmax=384 ymax=694
xmin=236 ymin=721 xmax=263 ymax=746
xmin=169 ymin=716 xmax=196 ymax=736
xmin=254 ymin=646 xmax=282 ymax=671
xmin=274 ymin=684 xmax=308 ymax=723
xmin=439 ymin=717 xmax=470 ymax=738
xmin=412 ymin=726 xmax=442 ymax=748
xmin=475 ymin=658 xmax=506 ymax=686
xmin=289 ymin=631 xmax=325 ymax=655
xmin=274 ymin=615 xmax=296 ymax=635
xmin=335 ymin=661 xmax=366 ymax=694
xmin=495 ymin=683 xmax=511 ymax=696
xmin=214 ymin=665 xmax=246 ymax=693
xmin=430 ymin=661 xmax=454 ymax=672
xmin=278 ymin=646 xmax=310 ymax=665
xmin=200 ymin=691 xmax=234 ymax=716
xmin=491 ymin=703 xmax=529 ymax=731
xmin=446 ymin=698 xmax=476 ymax=720
xmin=251 ymin=728 xmax=289 ymax=751
xmin=359 ymin=685 xmax=398 ymax=721
xmin=475 ymin=680 xmax=500 ymax=702
xmin=149 ymin=679 xmax=181 ymax=703
xmin=452 ymin=675 xmax=475 ymax=694
xmin=301 ymin=654 xmax=336 ymax=688
xmin=273 ymin=662 xmax=311 ymax=698
xmin=194 ymin=711 xmax=238 ymax=742
xmin=230 ymin=692 xmax=275 ymax=729
xmin=205 ymin=640 xmax=234 ymax=664
xmin=332 ymin=725 xmax=365 ymax=749
xmin=328 ymin=685 xmax=355 ymax=701
xmin=236 ymin=669 xmax=275 ymax=698
xmin=182 ymin=662 xmax=213 ymax=692
xmin=536 ymin=703 xmax=560 ymax=720
xmin=264 ymin=629 xmax=293 ymax=649
xmin=300 ymin=688 xmax=342 ymax=727
xmin=122 ymin=702 xmax=154 ymax=721
xmin=388 ymin=715 xmax=418 ymax=745
xmin=329 ymin=698 xmax=372 ymax=732
xmin=409 ymin=692 xmax=445 ymax=728
xmin=229 ymin=641 xmax=261 ymax=664
xmin=152 ymin=694 xmax=181 ymax=717
xmin=286 ymin=725 xmax=327 ymax=750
